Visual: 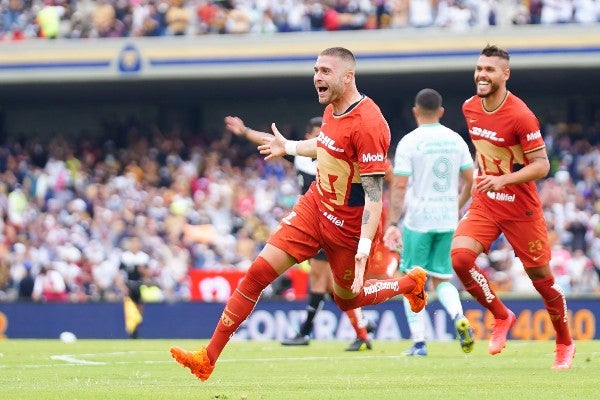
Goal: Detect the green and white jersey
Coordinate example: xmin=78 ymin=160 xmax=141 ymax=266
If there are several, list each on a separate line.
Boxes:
xmin=393 ymin=123 xmax=473 ymax=232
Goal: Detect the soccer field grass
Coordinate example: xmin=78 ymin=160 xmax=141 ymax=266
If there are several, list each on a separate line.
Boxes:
xmin=1 ymin=339 xmax=597 ymax=400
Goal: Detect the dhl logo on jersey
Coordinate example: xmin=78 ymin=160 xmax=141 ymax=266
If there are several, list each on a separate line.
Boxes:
xmin=470 ymin=127 xmax=505 ymax=142
xmin=317 ymin=132 xmax=343 ymax=152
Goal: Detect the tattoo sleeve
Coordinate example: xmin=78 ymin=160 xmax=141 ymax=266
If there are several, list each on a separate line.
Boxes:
xmin=361 ymin=175 xmax=383 ymax=225
xmin=361 ymin=175 xmax=383 ymax=202
xmin=362 ymin=209 xmax=371 ymax=226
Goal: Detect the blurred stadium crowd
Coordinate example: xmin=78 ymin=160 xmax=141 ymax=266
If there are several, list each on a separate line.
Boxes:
xmin=0 ymin=0 xmax=599 ymax=40
xmin=0 ymin=110 xmax=598 ymax=304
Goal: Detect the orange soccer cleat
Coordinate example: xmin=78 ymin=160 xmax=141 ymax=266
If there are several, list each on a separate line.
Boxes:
xmin=404 ymin=266 xmax=428 ymax=313
xmin=488 ymin=310 xmax=516 ymax=355
xmin=170 ymin=345 xmax=215 ymax=381
xmin=552 ymin=343 xmax=575 ymax=370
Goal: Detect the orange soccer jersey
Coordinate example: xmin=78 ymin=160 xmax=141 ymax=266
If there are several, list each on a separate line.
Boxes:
xmin=463 ymin=92 xmax=545 ymax=221
xmin=314 ymin=96 xmax=390 ymax=237
xmin=268 ymin=96 xmax=391 ymax=290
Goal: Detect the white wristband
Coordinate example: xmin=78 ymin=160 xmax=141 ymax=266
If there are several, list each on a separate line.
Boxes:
xmin=357 ymin=238 xmax=372 ymax=255
xmin=284 ymin=140 xmax=299 ymax=156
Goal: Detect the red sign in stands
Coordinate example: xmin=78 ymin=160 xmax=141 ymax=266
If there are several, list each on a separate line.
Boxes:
xmin=189 ymin=267 xmax=309 ymax=302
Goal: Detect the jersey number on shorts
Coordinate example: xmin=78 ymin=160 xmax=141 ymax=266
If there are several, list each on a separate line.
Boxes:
xmin=528 ymin=239 xmax=543 ymax=254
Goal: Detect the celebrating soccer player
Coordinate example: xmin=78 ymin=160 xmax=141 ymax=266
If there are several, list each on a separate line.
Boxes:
xmin=451 ymin=44 xmax=575 ymax=369
xmin=170 ymin=47 xmax=428 ymax=381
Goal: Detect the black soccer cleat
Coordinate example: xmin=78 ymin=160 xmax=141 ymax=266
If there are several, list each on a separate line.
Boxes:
xmin=345 ymin=338 xmax=372 ymax=351
xmin=281 ymin=334 xmax=310 ymax=346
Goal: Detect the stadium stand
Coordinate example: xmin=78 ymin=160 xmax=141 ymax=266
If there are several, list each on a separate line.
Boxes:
xmin=0 ymin=0 xmax=598 ymax=40
xmin=0 ymin=105 xmax=598 ymax=303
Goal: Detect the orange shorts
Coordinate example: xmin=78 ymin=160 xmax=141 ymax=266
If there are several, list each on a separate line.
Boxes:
xmin=268 ymin=189 xmax=386 ymax=291
xmin=454 ymin=202 xmax=551 ymax=267
xmin=366 ymin=242 xmax=399 ymax=279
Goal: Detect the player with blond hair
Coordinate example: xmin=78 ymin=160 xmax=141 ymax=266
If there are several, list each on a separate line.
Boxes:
xmin=170 ymin=47 xmax=427 ymax=381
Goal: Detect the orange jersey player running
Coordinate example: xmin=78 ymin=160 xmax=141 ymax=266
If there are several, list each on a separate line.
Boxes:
xmin=452 ymin=44 xmax=575 ymax=369
xmin=224 ymin=114 xmax=379 ymax=351
xmin=170 ymin=46 xmax=427 ymax=381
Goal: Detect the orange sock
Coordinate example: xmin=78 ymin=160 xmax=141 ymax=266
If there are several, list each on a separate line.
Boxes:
xmin=532 ymin=276 xmax=573 ymax=345
xmin=345 ymin=309 xmax=368 ymax=341
xmin=206 ymin=256 xmax=279 ymax=363
xmin=451 ymin=248 xmax=509 ymax=319
xmin=334 ymin=276 xmax=415 ymax=311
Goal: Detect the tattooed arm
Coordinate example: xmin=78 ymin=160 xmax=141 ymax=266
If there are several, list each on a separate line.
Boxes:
xmin=361 ymin=174 xmax=384 ymax=242
xmin=351 ymin=174 xmax=384 ymax=294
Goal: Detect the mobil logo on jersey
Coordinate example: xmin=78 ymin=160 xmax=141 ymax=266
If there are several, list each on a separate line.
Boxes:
xmin=361 ymin=153 xmax=384 ymax=162
xmin=526 ymin=130 xmax=542 ymax=141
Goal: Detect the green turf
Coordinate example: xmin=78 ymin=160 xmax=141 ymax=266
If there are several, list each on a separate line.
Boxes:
xmin=0 ymin=339 xmax=597 ymax=400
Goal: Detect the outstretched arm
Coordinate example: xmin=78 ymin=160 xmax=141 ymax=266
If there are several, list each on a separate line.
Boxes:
xmin=224 ymin=116 xmax=273 ymax=145
xmin=258 ymin=123 xmax=318 ymax=160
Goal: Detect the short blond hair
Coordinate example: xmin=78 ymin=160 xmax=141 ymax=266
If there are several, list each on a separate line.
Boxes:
xmin=320 ymin=47 xmax=356 ymax=67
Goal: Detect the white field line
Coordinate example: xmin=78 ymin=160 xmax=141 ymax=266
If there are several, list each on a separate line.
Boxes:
xmin=3 ymin=350 xmax=599 ymax=369
xmin=50 ymin=355 xmax=106 ymax=365
xmin=3 ymin=353 xmax=406 ymax=369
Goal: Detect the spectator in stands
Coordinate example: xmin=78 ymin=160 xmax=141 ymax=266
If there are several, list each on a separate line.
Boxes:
xmin=541 ymin=0 xmax=572 ymax=24
xmin=322 ymin=0 xmax=369 ymax=30
xmin=93 ymin=0 xmax=126 ymax=37
xmin=529 ymin=0 xmax=543 ymax=24
xmin=224 ymin=5 xmax=251 ymax=33
xmin=0 ymin=0 xmax=598 ymax=40
xmin=591 ymin=225 xmax=600 ymax=289
xmin=0 ymin=249 xmax=12 ymax=300
xmin=7 ymin=184 xmax=27 ymax=228
xmin=195 ymin=0 xmax=227 ymax=34
xmin=574 ymin=0 xmax=600 ymax=24
xmin=32 ymin=265 xmax=68 ymax=302
xmin=437 ymin=0 xmax=472 ymax=30
xmin=165 ymin=0 xmax=191 ymax=35
xmin=567 ymin=249 xmax=595 ymax=294
xmin=17 ymin=262 xmax=35 ymax=300
xmin=250 ymin=7 xmax=278 ymax=33
xmin=2 ymin=0 xmax=26 ymax=40
xmin=408 ymin=0 xmax=435 ymax=28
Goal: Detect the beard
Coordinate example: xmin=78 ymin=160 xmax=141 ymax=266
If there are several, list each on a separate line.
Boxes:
xmin=476 ymin=81 xmax=499 ymax=98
